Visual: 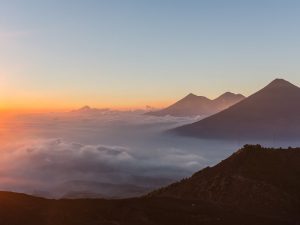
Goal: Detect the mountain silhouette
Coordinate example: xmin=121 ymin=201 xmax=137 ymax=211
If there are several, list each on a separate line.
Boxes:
xmin=146 ymin=92 xmax=245 ymax=117
xmin=71 ymin=106 xmax=111 ymax=114
xmin=0 ymin=145 xmax=299 ymax=225
xmin=150 ymin=145 xmax=300 ymax=220
xmin=172 ymin=79 xmax=300 ymax=139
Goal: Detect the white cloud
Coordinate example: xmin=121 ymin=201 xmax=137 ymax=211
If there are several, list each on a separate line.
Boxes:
xmin=0 ymin=137 xmax=206 ymax=198
xmin=0 ymin=110 xmax=233 ymax=198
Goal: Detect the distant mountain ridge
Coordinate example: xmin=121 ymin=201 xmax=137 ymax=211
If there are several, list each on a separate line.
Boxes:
xmin=71 ymin=106 xmax=110 ymax=114
xmin=51 ymin=180 xmax=153 ymax=199
xmin=172 ymin=79 xmax=300 ymax=139
xmin=146 ymin=92 xmax=245 ymax=117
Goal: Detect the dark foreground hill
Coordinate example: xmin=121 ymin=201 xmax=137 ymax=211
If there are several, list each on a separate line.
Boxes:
xmin=0 ymin=145 xmax=299 ymax=225
xmin=151 ymin=145 xmax=300 ymax=222
xmin=172 ymin=79 xmax=300 ymax=139
xmin=146 ymin=92 xmax=244 ymax=117
xmin=0 ymin=192 xmax=283 ymax=225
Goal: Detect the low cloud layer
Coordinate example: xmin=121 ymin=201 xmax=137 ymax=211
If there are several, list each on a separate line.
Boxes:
xmin=0 ymin=138 xmax=205 ymax=198
xmin=0 ymin=110 xmax=240 ymax=198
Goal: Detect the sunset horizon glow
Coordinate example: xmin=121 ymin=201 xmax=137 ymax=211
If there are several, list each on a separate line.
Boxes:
xmin=2 ymin=0 xmax=300 ymax=113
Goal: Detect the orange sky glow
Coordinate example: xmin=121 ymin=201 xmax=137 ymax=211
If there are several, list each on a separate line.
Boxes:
xmin=0 ymin=98 xmax=173 ymax=113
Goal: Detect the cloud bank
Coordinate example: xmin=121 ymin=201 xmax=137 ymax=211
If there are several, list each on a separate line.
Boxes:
xmin=0 ymin=110 xmax=213 ymax=198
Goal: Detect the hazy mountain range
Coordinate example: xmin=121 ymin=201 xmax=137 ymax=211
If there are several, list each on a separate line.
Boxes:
xmin=0 ymin=145 xmax=299 ymax=225
xmin=172 ymin=79 xmax=300 ymax=140
xmin=32 ymin=181 xmax=153 ymax=199
xmin=146 ymin=92 xmax=245 ymax=117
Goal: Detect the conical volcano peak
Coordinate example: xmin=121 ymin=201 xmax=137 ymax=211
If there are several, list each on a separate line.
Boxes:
xmin=146 ymin=90 xmax=244 ymax=117
xmin=172 ymin=78 xmax=300 ymax=139
xmin=215 ymin=92 xmax=245 ymax=99
xmin=185 ymin=93 xmax=197 ymax=98
xmin=182 ymin=93 xmax=209 ymax=101
xmin=265 ymin=78 xmax=298 ymax=89
xmin=217 ymin=92 xmax=235 ymax=98
xmin=222 ymin=91 xmax=234 ymax=96
xmin=80 ymin=105 xmax=91 ymax=110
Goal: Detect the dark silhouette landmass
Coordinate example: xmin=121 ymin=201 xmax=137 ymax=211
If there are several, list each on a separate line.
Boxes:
xmin=172 ymin=79 xmax=300 ymax=139
xmin=0 ymin=145 xmax=299 ymax=225
xmin=150 ymin=145 xmax=300 ymax=220
xmin=146 ymin=92 xmax=245 ymax=117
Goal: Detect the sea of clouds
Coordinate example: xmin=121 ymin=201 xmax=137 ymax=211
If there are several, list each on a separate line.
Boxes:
xmin=0 ymin=109 xmax=246 ymax=198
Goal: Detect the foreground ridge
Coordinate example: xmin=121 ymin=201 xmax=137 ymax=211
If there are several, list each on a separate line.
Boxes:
xmin=150 ymin=145 xmax=300 ymax=220
xmin=0 ymin=145 xmax=299 ymax=225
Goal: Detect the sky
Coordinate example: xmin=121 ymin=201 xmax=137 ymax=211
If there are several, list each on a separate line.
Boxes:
xmin=1 ymin=0 xmax=300 ymax=111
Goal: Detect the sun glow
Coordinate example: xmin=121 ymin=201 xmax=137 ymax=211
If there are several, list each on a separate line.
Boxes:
xmin=0 ymin=98 xmax=172 ymax=114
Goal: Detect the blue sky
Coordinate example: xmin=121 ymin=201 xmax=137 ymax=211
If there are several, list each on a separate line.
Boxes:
xmin=1 ymin=0 xmax=300 ymax=109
